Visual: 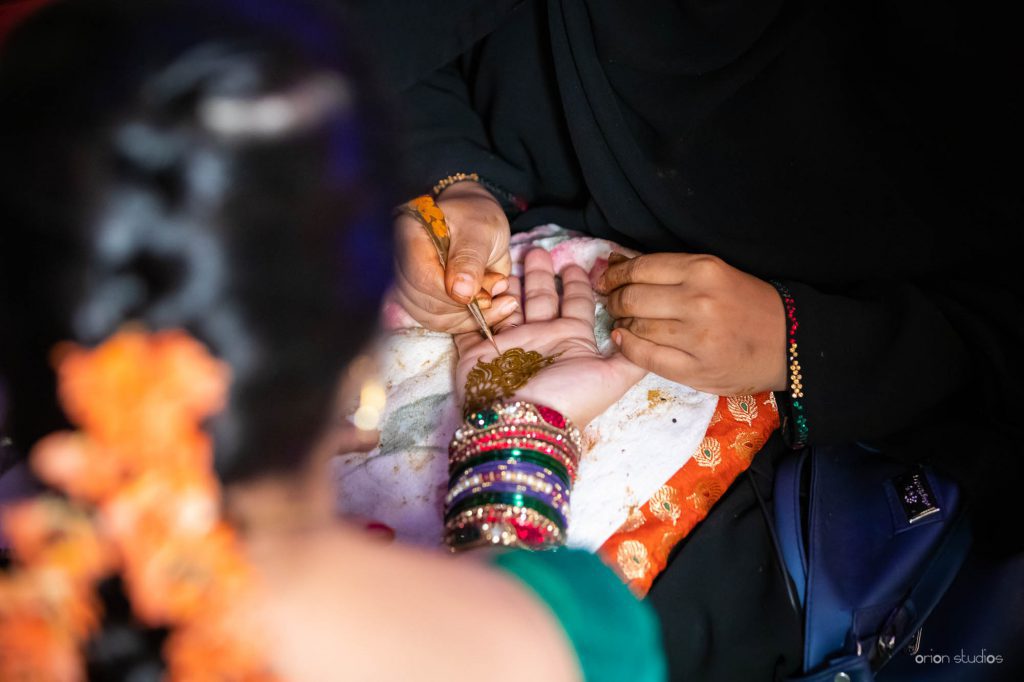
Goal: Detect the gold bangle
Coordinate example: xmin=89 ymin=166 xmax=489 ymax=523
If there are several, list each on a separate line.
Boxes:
xmin=431 ymin=172 xmax=480 ymax=197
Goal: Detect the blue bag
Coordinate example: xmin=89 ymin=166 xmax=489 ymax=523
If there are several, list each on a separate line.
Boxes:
xmin=772 ymin=443 xmax=972 ymax=681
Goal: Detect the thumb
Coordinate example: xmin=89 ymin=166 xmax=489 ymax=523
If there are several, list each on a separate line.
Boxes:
xmin=445 ymin=228 xmax=491 ymax=304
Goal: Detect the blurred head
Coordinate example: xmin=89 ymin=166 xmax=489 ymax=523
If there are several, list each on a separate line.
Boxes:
xmin=0 ymin=0 xmax=395 ymax=481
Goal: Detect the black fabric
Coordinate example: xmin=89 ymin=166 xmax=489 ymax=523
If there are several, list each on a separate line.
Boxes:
xmin=342 ymin=0 xmax=525 ymax=91
xmin=357 ymin=0 xmax=1023 ymax=678
xmin=647 ymin=433 xmax=804 ymax=680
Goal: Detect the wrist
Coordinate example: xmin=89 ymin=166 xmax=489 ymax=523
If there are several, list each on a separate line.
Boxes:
xmin=435 ymin=174 xmax=525 ymax=215
xmin=432 ymin=172 xmax=480 ymax=197
xmin=505 ymin=389 xmax=589 ymax=429
xmin=767 ymin=280 xmax=810 ymax=449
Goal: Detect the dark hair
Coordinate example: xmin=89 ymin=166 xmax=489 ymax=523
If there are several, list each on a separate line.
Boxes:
xmin=0 ymin=0 xmax=396 ymax=481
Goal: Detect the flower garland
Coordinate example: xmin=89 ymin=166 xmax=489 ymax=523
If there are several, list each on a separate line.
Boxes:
xmin=0 ymin=329 xmax=280 ymax=681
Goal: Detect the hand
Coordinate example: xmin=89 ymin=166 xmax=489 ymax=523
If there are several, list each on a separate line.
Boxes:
xmin=393 ymin=181 xmax=516 ymax=333
xmin=596 ymin=252 xmax=787 ymax=396
xmin=455 ymin=249 xmax=645 ymax=428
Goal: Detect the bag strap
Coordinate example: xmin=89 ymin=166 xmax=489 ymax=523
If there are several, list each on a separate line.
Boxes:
xmin=773 ymin=448 xmax=809 ymax=606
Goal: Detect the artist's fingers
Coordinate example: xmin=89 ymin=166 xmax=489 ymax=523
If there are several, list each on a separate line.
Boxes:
xmin=559 ymin=264 xmax=595 ymax=325
xmin=605 ymin=283 xmax=684 ymax=320
xmin=482 ymin=271 xmax=508 ymax=297
xmin=392 ymin=273 xmax=462 ymax=325
xmin=493 ymin=276 xmax=524 ymax=332
xmin=454 ymin=272 xmax=507 ymax=311
xmin=613 ymin=317 xmax=692 ymax=348
xmin=611 ymin=328 xmax=700 ymax=383
xmin=452 ymin=297 xmax=520 ymax=356
xmin=392 ymin=278 xmax=516 ymax=334
xmin=493 ymin=250 xmax=513 ymax=283
xmin=482 ymin=294 xmax=519 ymax=327
xmin=446 ymin=225 xmax=493 ymax=304
xmin=597 ymin=252 xmax=690 ymax=293
xmin=523 ymin=248 xmax=559 ymax=322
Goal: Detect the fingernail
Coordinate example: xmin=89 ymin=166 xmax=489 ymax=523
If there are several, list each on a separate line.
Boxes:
xmin=611 ymin=330 xmax=622 ymax=345
xmin=500 ymin=298 xmax=519 ymax=314
xmin=491 ymin=278 xmax=509 ymax=296
xmin=453 ymin=274 xmax=475 ymax=299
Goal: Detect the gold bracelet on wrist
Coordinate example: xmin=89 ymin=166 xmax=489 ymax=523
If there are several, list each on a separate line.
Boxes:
xmin=431 ymin=172 xmax=480 ymax=197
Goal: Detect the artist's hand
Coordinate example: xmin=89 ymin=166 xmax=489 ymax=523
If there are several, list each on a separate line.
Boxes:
xmin=596 ymin=252 xmax=787 ymax=396
xmin=454 ymin=249 xmax=645 ymax=428
xmin=394 ymin=182 xmax=516 ymax=333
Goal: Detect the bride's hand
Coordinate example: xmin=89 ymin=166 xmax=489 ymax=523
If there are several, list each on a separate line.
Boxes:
xmin=454 ymin=248 xmax=645 ymax=428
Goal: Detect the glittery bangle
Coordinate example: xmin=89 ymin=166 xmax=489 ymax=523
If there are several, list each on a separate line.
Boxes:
xmin=446 ymin=476 xmax=569 ymax=512
xmin=449 ymin=426 xmax=577 ymax=459
xmin=446 ymin=466 xmax=568 ymax=503
xmin=453 ymin=401 xmax=582 ymax=457
xmin=769 ymin=280 xmax=809 ymax=449
xmin=449 ymin=449 xmax=574 ymax=488
xmin=431 ymin=172 xmax=480 ymax=197
xmin=447 ymin=484 xmax=570 ymax=526
xmin=445 ymin=505 xmax=563 ymax=550
xmin=449 ymin=436 xmax=579 ymax=476
xmin=446 ymin=491 xmax=567 ymax=531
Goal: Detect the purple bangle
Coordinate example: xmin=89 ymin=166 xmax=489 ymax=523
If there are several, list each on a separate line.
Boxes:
xmin=447 ymin=459 xmax=568 ymax=496
xmin=446 ymin=480 xmax=568 ymax=521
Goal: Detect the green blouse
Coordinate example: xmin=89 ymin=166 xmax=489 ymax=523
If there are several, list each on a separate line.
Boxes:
xmin=492 ymin=548 xmax=666 ymax=682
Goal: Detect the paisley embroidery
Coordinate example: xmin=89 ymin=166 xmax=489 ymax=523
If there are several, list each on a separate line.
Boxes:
xmin=726 ymin=395 xmax=758 ymax=425
xmin=693 ymin=437 xmax=722 ymax=470
xmin=686 ymin=478 xmax=724 ymax=513
xmin=648 ymin=485 xmax=682 ymax=525
xmin=730 ymin=431 xmax=767 ymax=465
xmin=617 ymin=540 xmax=650 ymax=581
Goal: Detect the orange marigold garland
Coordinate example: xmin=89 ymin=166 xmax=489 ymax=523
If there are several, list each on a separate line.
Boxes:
xmin=0 ymin=329 xmax=281 ymax=680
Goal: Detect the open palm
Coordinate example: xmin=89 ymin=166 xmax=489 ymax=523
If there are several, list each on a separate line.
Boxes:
xmin=454 ymin=249 xmax=645 ymax=428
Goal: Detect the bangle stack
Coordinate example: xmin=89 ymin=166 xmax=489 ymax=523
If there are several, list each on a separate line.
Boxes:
xmin=445 ymin=400 xmax=581 ymax=551
xmin=769 ymin=280 xmax=809 ymax=449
